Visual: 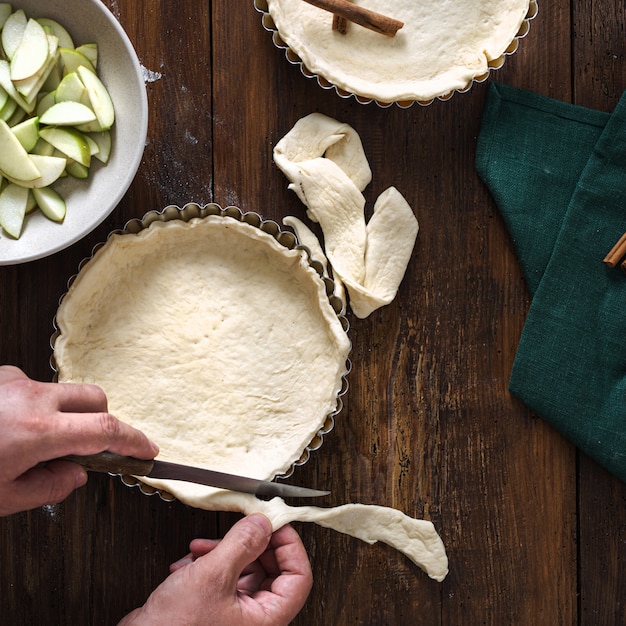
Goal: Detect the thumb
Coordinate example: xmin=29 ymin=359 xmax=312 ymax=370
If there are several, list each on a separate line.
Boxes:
xmin=14 ymin=460 xmax=87 ymax=510
xmin=205 ymin=514 xmax=273 ymax=589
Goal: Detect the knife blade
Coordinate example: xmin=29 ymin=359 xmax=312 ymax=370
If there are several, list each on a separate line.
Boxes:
xmin=60 ymin=451 xmax=330 ymax=499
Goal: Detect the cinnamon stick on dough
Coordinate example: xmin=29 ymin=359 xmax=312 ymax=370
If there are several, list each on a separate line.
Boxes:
xmin=303 ymin=0 xmax=404 ymax=37
xmin=332 ymin=12 xmax=349 ymax=34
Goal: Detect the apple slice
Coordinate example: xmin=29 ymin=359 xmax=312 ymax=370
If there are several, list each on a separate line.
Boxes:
xmin=11 ymin=116 xmax=39 ymax=152
xmin=54 ymin=71 xmax=85 ymax=103
xmin=31 ymin=137 xmax=55 ymax=157
xmin=77 ymin=65 xmax=114 ymax=131
xmin=59 ymin=48 xmax=95 ymax=75
xmin=25 ymin=189 xmax=37 ymax=214
xmin=33 ymin=185 xmax=66 ymax=222
xmin=0 ymin=118 xmax=40 ymax=180
xmin=0 ymin=60 xmax=36 ymax=113
xmin=36 ymin=91 xmax=56 ymax=117
xmin=76 ymin=43 xmax=98 ymax=68
xmin=41 ymin=55 xmax=63 ymax=93
xmin=5 ymin=104 xmax=25 ymax=126
xmin=39 ymin=100 xmax=96 ymax=126
xmin=3 ymin=154 xmax=66 ymax=188
xmin=14 ymin=36 xmax=60 ymax=101
xmin=65 ymin=160 xmax=89 ymax=179
xmin=39 ymin=127 xmax=90 ymax=167
xmin=0 ymin=4 xmax=12 ymax=30
xmin=0 ymin=93 xmax=16 ymax=122
xmin=1 ymin=9 xmax=27 ymax=60
xmin=87 ymin=130 xmax=112 ymax=163
xmin=0 ymin=182 xmax=29 ymax=238
xmin=84 ymin=133 xmax=99 ymax=156
xmin=0 ymin=85 xmax=7 ymax=111
xmin=10 ymin=18 xmax=49 ymax=81
xmin=36 ymin=17 xmax=74 ymax=49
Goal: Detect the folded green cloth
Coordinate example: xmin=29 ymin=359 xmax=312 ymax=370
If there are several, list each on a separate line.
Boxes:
xmin=476 ymin=82 xmax=626 ymax=483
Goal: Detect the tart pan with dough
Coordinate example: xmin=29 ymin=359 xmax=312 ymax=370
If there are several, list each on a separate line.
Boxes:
xmin=52 ymin=203 xmax=351 ymax=499
xmin=256 ymin=0 xmax=538 ymax=107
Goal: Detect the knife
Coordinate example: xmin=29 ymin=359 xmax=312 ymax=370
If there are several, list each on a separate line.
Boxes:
xmin=60 ymin=451 xmax=330 ymax=499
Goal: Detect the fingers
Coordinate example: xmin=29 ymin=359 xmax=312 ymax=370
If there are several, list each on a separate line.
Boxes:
xmin=48 ymin=412 xmax=159 ymax=461
xmin=50 ymin=382 xmax=159 ymax=460
xmin=200 ymin=515 xmax=273 ymax=591
xmin=260 ymin=524 xmax=313 ymax=608
xmin=188 ymin=538 xmax=220 ymax=558
xmin=54 ymin=381 xmax=109 ymax=413
xmin=0 ymin=365 xmax=28 ymax=383
xmin=2 ymin=460 xmax=87 ymax=515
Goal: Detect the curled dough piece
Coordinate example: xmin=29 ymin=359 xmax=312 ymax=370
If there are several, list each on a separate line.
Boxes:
xmin=206 ymin=490 xmax=449 ymax=582
xmin=274 ymin=112 xmax=418 ymax=318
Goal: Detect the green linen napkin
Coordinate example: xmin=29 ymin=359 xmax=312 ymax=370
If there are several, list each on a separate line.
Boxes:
xmin=476 ymin=82 xmax=626 ymax=483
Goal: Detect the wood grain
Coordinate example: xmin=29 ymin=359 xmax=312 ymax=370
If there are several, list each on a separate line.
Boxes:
xmin=0 ymin=1 xmax=625 ymax=624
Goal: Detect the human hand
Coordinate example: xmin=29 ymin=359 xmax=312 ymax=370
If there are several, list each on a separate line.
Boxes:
xmin=119 ymin=514 xmax=313 ymax=626
xmin=0 ymin=365 xmax=159 ymax=516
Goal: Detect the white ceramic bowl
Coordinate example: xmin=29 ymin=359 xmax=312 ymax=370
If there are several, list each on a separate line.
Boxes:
xmin=0 ymin=0 xmax=148 ymax=265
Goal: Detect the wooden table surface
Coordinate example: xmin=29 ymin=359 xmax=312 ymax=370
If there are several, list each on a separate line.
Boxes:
xmin=1 ymin=1 xmax=625 ymax=624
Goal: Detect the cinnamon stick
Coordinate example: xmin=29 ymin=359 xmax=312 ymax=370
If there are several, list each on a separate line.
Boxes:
xmin=332 ymin=12 xmax=349 ymax=34
xmin=303 ymin=0 xmax=404 ymax=37
xmin=603 ymin=231 xmax=626 ymax=267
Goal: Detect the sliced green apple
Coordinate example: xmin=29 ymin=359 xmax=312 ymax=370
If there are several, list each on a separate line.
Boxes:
xmin=14 ymin=36 xmax=59 ymax=101
xmin=76 ymin=43 xmax=97 ymax=68
xmin=36 ymin=90 xmax=56 ymax=116
xmin=0 ymin=118 xmax=40 ymax=180
xmin=59 ymin=47 xmax=95 ymax=75
xmin=87 ymin=130 xmax=111 ymax=163
xmin=25 ymin=189 xmax=37 ymax=213
xmin=0 ymin=9 xmax=115 ymax=239
xmin=33 ymin=185 xmax=66 ymax=222
xmin=0 ymin=93 xmax=16 ymax=121
xmin=0 ymin=4 xmax=12 ymax=30
xmin=0 ymin=60 xmax=36 ymax=113
xmin=0 ymin=182 xmax=28 ymax=238
xmin=31 ymin=136 xmax=55 ymax=156
xmin=5 ymin=103 xmax=25 ymax=126
xmin=76 ymin=65 xmax=114 ymax=131
xmin=41 ymin=56 xmax=62 ymax=93
xmin=65 ymin=160 xmax=89 ymax=179
xmin=54 ymin=71 xmax=85 ymax=103
xmin=1 ymin=9 xmax=26 ymax=60
xmin=84 ymin=133 xmax=99 ymax=156
xmin=39 ymin=126 xmax=90 ymax=167
xmin=36 ymin=17 xmax=74 ymax=49
xmin=10 ymin=115 xmax=39 ymax=152
xmin=39 ymin=100 xmax=96 ymax=126
xmin=3 ymin=153 xmax=66 ymax=188
xmin=10 ymin=18 xmax=48 ymax=81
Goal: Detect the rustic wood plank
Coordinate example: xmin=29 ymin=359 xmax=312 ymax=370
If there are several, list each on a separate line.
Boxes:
xmin=572 ymin=1 xmax=626 ymax=624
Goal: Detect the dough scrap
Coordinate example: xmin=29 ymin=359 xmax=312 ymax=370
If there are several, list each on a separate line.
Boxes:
xmin=274 ymin=112 xmax=419 ymax=318
xmin=147 ymin=488 xmax=449 ymax=582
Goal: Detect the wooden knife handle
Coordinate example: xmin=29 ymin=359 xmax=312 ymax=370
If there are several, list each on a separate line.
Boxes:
xmin=60 ymin=452 xmax=155 ymax=476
